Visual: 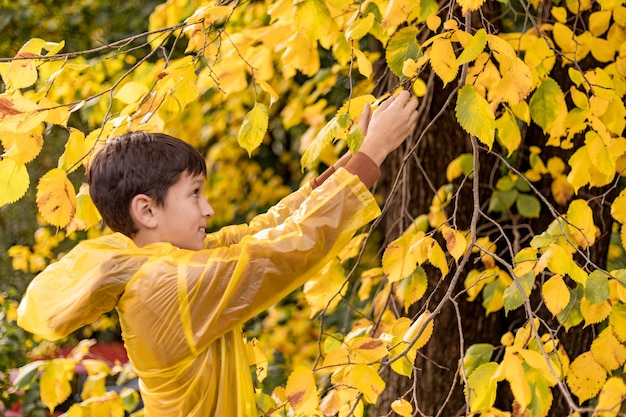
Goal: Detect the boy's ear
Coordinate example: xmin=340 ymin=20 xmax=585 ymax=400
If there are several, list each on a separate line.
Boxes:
xmin=129 ymin=194 xmax=158 ymax=229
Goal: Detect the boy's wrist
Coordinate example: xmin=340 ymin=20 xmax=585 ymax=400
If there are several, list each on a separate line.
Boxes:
xmin=344 ymin=152 xmax=380 ymax=188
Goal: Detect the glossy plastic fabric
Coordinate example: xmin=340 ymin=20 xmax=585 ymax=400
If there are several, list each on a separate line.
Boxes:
xmin=17 ymin=169 xmax=381 ymax=416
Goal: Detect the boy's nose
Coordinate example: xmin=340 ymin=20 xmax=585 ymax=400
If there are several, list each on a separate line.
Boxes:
xmin=203 ymin=199 xmax=215 ymax=218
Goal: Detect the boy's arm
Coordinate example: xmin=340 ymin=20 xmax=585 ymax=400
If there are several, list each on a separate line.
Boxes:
xmin=205 ymin=91 xmax=417 ymax=248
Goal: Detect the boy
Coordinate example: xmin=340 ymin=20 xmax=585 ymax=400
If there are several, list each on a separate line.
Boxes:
xmin=17 ymin=91 xmax=418 ymax=416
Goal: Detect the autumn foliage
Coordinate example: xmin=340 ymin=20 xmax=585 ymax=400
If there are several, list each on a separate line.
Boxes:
xmin=1 ymin=0 xmax=626 ymax=416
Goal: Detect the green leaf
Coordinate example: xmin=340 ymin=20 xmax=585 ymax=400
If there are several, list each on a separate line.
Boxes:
xmin=482 ymin=277 xmax=507 ymax=314
xmin=395 ymin=266 xmax=428 ymax=313
xmin=516 ymin=193 xmax=541 ymax=218
xmin=386 ymin=27 xmax=421 ymax=78
xmin=495 ymin=107 xmax=521 ymax=156
xmin=120 ymin=388 xmax=140 ymax=412
xmin=585 ymin=270 xmax=610 ymax=305
xmin=13 ymin=360 xmax=43 ymax=390
xmin=463 ymin=344 xmax=494 ymax=379
xmin=556 ymin=285 xmax=584 ymax=331
xmin=610 ymin=302 xmax=626 ymax=342
xmin=455 ymin=84 xmax=496 ymax=147
xmin=238 ymin=102 xmax=268 ymax=156
xmin=527 ymin=368 xmax=553 ymax=417
xmin=503 ymin=271 xmax=534 ymax=314
xmin=529 ymin=77 xmax=565 ymax=132
xmin=488 ymin=189 xmax=518 ymax=213
xmin=465 ymin=362 xmax=499 ymax=412
xmin=457 ymin=28 xmax=487 ymax=65
xmin=345 ymin=13 xmax=375 ymax=41
xmin=301 ymin=116 xmax=340 ymax=170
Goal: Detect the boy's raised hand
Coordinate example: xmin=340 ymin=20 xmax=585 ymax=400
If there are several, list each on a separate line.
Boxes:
xmin=359 ymin=90 xmax=419 ymax=166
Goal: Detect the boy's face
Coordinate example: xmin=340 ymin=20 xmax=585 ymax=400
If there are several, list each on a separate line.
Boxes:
xmin=151 ymin=171 xmax=214 ymax=250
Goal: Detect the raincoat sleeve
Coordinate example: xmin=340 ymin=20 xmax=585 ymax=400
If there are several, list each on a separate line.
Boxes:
xmin=203 ymin=183 xmax=313 ymax=248
xmin=119 ymin=168 xmax=381 ymax=358
xmin=17 ymin=233 xmax=138 ymax=341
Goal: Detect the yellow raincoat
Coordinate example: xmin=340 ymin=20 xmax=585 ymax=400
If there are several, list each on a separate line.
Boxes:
xmin=18 ymin=168 xmax=380 ymax=416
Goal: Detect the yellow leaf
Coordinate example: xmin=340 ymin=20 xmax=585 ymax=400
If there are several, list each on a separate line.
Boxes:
xmin=457 ymin=0 xmax=487 ymax=16
xmin=542 ymin=274 xmax=570 ymax=316
xmin=338 ymin=233 xmax=367 ymax=262
xmin=286 ymin=366 xmax=319 ymax=415
xmin=391 ymin=399 xmax=413 ymax=417
xmin=611 ymin=189 xmax=626 ymax=224
xmin=256 ymin=80 xmax=278 ymax=105
xmin=465 ymin=362 xmax=499 ymax=412
xmin=566 ymin=351 xmax=607 ymax=403
xmin=591 ymin=37 xmax=616 ymax=63
xmin=347 ymin=364 xmax=385 ymax=404
xmin=496 ymin=107 xmax=521 ymax=156
xmin=40 ymin=358 xmax=76 ymax=412
xmin=580 ymin=298 xmax=611 ymax=325
xmin=115 ymin=81 xmax=149 ymax=104
xmin=429 ymin=239 xmax=450 ymax=278
xmin=36 ymin=168 xmax=77 ymax=227
xmin=303 ymin=260 xmax=346 ymax=317
xmin=5 ymin=53 xmax=38 ymax=90
xmin=185 ymin=4 xmax=231 ymax=25
xmin=490 ymin=58 xmax=533 ymax=106
xmin=246 ymin=338 xmax=268 ymax=383
xmin=0 ymin=93 xmax=48 ymax=133
xmin=403 ymin=310 xmax=434 ymax=350
xmin=441 ymin=225 xmax=467 ymax=261
xmin=551 ymin=6 xmax=568 ymax=23
xmin=68 ymin=183 xmax=101 ymax=233
xmin=282 ymin=32 xmax=321 ymax=78
xmin=567 ymin=199 xmax=598 ymax=249
xmin=295 ymin=0 xmax=338 ymax=47
xmin=0 ymin=157 xmax=29 ymax=206
xmin=345 ymin=13 xmax=375 ymax=41
xmin=553 ymin=23 xmax=591 ymax=62
xmin=353 ymin=48 xmax=373 ymax=78
xmin=501 ymin=349 xmax=532 ymax=408
xmin=589 ymin=10 xmax=612 ymax=36
xmin=39 ymin=97 xmax=70 ymax=126
xmin=382 ymin=230 xmax=423 ymax=283
xmin=426 ymin=14 xmax=441 ymax=32
xmin=597 ymin=377 xmax=626 ymax=416
xmin=551 ymin=175 xmax=574 ymax=206
xmin=81 ymin=373 xmax=107 ymax=400
xmin=430 ymin=37 xmax=458 ymax=86
xmin=0 ymin=128 xmax=43 ymax=164
xmin=348 ymin=337 xmax=389 ymax=364
xmin=58 ymin=128 xmax=87 ymax=174
xmin=382 ymin=0 xmax=420 ymax=28
xmin=590 ymin=328 xmax=626 ymax=371
xmin=519 ymin=349 xmax=558 ymax=386
xmin=238 ymin=102 xmax=268 ymax=156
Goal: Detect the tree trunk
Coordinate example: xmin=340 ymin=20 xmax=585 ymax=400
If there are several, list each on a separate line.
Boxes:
xmin=372 ymin=76 xmax=614 ymax=415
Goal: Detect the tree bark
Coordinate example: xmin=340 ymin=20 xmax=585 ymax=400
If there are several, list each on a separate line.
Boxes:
xmin=372 ymin=77 xmax=614 ymax=415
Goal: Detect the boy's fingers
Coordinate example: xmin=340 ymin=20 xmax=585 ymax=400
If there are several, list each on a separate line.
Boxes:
xmin=358 ymin=103 xmax=372 ymax=133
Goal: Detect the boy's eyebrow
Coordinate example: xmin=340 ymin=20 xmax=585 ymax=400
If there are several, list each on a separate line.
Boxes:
xmin=190 ymin=177 xmax=204 ymax=186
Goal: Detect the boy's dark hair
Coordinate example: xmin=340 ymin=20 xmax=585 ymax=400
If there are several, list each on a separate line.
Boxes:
xmin=88 ymin=131 xmax=207 ymax=237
